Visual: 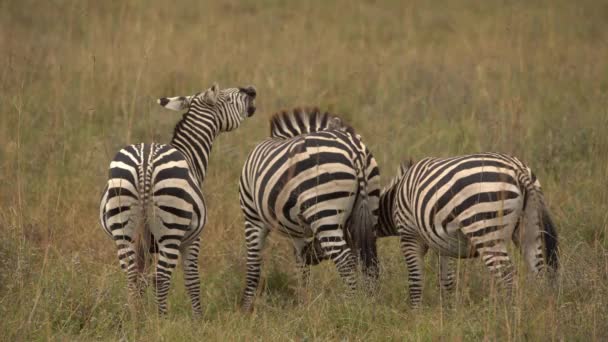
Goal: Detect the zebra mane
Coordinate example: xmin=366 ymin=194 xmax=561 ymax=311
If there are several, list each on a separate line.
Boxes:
xmin=382 ymin=158 xmax=415 ymax=193
xmin=383 ymin=168 xmax=403 ymax=194
xmin=399 ymin=158 xmax=415 ymax=176
xmin=269 ymin=107 xmax=355 ymax=139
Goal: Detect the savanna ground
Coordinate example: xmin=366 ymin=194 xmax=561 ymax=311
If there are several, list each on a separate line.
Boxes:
xmin=1 ymin=0 xmax=608 ymax=340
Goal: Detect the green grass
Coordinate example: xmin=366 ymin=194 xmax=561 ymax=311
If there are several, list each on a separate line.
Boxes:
xmin=1 ymin=0 xmax=608 ymax=340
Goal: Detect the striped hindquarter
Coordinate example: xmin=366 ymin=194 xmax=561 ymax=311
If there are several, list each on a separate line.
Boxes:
xmin=378 ymin=153 xmax=558 ymax=306
xmin=99 ymin=143 xmax=205 ymax=314
xmin=239 ymin=129 xmax=380 ymax=312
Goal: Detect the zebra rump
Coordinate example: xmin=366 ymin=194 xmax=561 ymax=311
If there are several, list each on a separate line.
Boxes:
xmin=239 ymin=107 xmax=381 ymax=312
xmin=283 ymin=108 xmax=378 ymax=274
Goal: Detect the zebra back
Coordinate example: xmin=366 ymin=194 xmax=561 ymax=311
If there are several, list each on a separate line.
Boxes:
xmin=269 ymin=107 xmax=356 ymax=139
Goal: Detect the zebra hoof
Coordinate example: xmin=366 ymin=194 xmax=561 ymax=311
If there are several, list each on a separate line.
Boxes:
xmin=410 ymin=302 xmax=423 ymax=309
xmin=240 ymin=305 xmax=254 ymax=314
xmin=240 ymin=299 xmax=254 ymax=314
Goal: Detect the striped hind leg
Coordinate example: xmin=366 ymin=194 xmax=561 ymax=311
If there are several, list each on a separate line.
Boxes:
xmin=240 ymin=220 xmax=268 ymax=312
xmin=114 ymin=238 xmax=147 ymax=298
xmin=103 ymin=195 xmax=147 ymax=299
xmin=107 ymin=206 xmax=148 ymax=299
xmin=399 ymin=230 xmax=428 ymax=307
xmin=293 ymin=240 xmax=313 ymax=286
xmin=292 ymin=240 xmax=314 ymax=305
xmin=469 ymin=236 xmax=515 ymax=290
xmin=316 ymin=223 xmax=357 ymax=294
xmin=439 ymin=256 xmax=456 ymax=294
xmin=295 ymin=255 xmax=312 ymax=285
xmin=181 ymin=238 xmax=202 ymax=316
xmin=152 ymin=240 xmax=182 ymax=315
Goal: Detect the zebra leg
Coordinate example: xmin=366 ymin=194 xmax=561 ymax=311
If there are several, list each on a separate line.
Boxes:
xmin=400 ymin=232 xmax=428 ymax=307
xmin=240 ymin=221 xmax=268 ymax=313
xmin=297 ymin=257 xmax=311 ymax=284
xmin=472 ymin=239 xmax=515 ymax=291
xmin=317 ymin=228 xmax=357 ymax=295
xmin=293 ymin=241 xmax=312 ymax=304
xmin=293 ymin=241 xmax=312 ymax=286
xmin=153 ymin=244 xmax=181 ymax=315
xmin=439 ymin=256 xmax=456 ymax=294
xmin=115 ymin=240 xmax=146 ymax=298
xmin=181 ymin=238 xmax=202 ymax=316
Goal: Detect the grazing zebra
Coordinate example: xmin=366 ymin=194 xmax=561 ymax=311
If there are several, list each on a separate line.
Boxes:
xmin=376 ymin=152 xmax=559 ymax=307
xmin=238 ymin=107 xmax=381 ymax=312
xmin=99 ymin=83 xmax=256 ymax=315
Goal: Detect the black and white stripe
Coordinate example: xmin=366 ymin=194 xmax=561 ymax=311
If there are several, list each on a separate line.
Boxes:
xmin=99 ymin=83 xmax=256 ymax=315
xmin=238 ymin=108 xmax=381 ymax=312
xmin=377 ymin=152 xmax=559 ymax=306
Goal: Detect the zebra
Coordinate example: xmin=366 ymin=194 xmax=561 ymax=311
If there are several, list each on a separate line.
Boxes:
xmin=238 ymin=107 xmax=381 ymax=312
xmin=99 ymin=83 xmax=256 ymax=315
xmin=373 ymin=152 xmax=559 ymax=307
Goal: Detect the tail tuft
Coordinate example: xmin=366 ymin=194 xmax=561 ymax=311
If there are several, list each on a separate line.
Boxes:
xmin=541 ymin=207 xmax=559 ymax=272
xmin=133 ymin=219 xmax=150 ymax=274
xmin=349 ymin=191 xmax=379 ymax=282
xmin=518 ymin=165 xmax=559 ymax=280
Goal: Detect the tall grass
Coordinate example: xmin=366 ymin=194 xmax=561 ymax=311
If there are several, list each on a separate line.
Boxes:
xmin=1 ymin=0 xmax=607 ymax=340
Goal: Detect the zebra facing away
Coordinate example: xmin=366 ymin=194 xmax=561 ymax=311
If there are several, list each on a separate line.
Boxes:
xmin=238 ymin=107 xmax=381 ymax=312
xmin=375 ymin=153 xmax=559 ymax=307
xmin=99 ymin=83 xmax=256 ymax=315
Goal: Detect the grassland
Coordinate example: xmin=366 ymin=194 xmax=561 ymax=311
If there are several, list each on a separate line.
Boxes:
xmin=1 ymin=0 xmax=607 ymax=340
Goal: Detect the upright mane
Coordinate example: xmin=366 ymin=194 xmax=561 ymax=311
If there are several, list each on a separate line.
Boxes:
xmin=382 ymin=159 xmax=415 ymax=193
xmin=269 ymin=107 xmax=355 ymax=139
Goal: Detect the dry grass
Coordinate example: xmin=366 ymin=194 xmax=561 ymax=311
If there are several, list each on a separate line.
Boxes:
xmin=1 ymin=0 xmax=607 ymax=340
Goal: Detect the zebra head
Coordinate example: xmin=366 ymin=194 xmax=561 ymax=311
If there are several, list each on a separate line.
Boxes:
xmin=157 ymin=83 xmax=257 ymax=132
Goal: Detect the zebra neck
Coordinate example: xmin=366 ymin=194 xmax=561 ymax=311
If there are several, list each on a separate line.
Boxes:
xmin=170 ymin=112 xmax=219 ymax=186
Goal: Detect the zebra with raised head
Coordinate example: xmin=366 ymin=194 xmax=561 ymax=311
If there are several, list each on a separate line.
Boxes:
xmin=376 ymin=152 xmax=559 ymax=307
xmin=99 ymin=83 xmax=256 ymax=315
xmin=238 ymin=107 xmax=381 ymax=312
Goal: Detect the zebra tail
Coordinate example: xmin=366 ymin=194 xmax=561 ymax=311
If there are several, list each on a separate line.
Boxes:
xmin=134 ymin=150 xmax=153 ymax=277
xmin=349 ymin=176 xmax=379 ymax=282
xmin=521 ymin=176 xmax=559 ymax=275
xmin=541 ymin=205 xmax=559 ymax=272
xmin=133 ymin=203 xmax=151 ymax=276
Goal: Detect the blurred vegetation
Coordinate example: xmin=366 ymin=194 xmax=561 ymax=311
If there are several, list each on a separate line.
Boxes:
xmin=1 ymin=0 xmax=607 ymax=340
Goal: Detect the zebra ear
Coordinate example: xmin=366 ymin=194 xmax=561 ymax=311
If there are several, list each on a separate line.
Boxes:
xmin=399 ymin=158 xmax=414 ymax=175
xmin=157 ymin=95 xmax=193 ymax=111
xmin=203 ymin=83 xmax=220 ymax=105
xmin=327 ymin=117 xmax=344 ymax=130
